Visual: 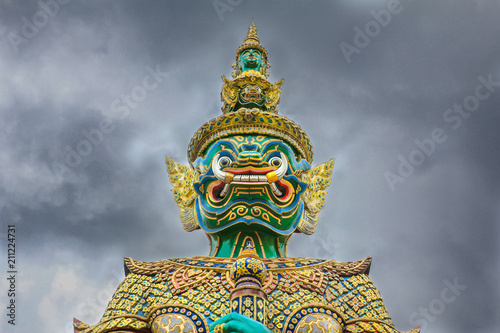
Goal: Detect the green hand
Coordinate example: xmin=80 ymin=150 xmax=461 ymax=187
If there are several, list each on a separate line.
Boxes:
xmin=209 ymin=312 xmax=272 ymax=333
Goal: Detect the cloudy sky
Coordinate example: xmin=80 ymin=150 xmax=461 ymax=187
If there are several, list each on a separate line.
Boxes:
xmin=0 ymin=1 xmax=499 ymax=333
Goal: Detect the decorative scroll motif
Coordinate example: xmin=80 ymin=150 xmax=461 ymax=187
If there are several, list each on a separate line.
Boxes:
xmin=150 ymin=305 xmax=208 ymax=333
xmin=152 ymin=313 xmax=196 ymax=333
xmin=284 ymin=306 xmax=344 ymax=333
xmin=295 ymin=313 xmax=343 ymax=333
xmin=280 ymin=268 xmax=329 ymax=295
xmin=170 ymin=266 xmax=215 ymax=295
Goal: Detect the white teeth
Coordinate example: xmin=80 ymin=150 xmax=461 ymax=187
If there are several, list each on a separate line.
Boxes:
xmin=232 ymin=174 xmax=267 ymax=182
xmin=213 ymin=151 xmax=288 ymax=198
xmin=249 ymin=175 xmax=259 ymax=182
xmin=219 ymin=175 xmax=283 ymax=198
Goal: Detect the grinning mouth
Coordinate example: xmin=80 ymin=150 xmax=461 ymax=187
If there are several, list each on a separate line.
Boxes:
xmin=212 ymin=153 xmax=288 ymax=198
xmin=232 ymin=174 xmax=267 ymax=182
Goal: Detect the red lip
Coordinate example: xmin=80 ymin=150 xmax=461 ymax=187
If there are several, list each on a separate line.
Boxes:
xmin=224 ymin=167 xmax=276 ymax=175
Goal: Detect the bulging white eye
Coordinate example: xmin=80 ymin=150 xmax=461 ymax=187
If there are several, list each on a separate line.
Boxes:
xmin=218 ymin=156 xmax=232 ymax=168
xmin=269 ymin=156 xmax=282 ymax=168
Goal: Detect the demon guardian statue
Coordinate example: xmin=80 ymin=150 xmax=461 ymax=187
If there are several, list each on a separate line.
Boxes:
xmin=74 ymin=21 xmax=420 ymax=333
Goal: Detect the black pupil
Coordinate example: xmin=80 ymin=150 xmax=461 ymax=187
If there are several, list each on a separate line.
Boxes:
xmin=273 ymin=159 xmax=280 ymax=166
xmin=221 ymin=159 xmax=228 ymax=167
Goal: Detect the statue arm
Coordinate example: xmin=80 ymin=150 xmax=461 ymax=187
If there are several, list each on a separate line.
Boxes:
xmin=339 ymin=274 xmax=421 ymax=333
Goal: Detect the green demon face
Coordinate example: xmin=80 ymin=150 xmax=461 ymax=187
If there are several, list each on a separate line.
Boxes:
xmin=192 ymin=135 xmax=311 ymax=236
xmin=239 ymin=48 xmax=263 ymax=72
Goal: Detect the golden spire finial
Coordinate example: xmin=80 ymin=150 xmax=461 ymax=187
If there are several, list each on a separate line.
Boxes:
xmin=232 ymin=19 xmax=270 ymax=78
xmin=235 ymin=19 xmax=268 ymax=61
xmin=243 ymin=17 xmax=260 ymax=46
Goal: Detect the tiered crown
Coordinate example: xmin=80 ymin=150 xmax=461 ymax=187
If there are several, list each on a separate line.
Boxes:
xmin=232 ymin=18 xmax=270 ymax=78
xmin=187 ymin=20 xmax=313 ymax=165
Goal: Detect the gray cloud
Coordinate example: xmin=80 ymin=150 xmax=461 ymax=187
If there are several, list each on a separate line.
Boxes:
xmin=0 ymin=1 xmax=498 ymax=332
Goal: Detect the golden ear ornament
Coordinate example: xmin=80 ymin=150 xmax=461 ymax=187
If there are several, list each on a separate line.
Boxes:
xmin=297 ymin=159 xmax=335 ymax=234
xmin=165 ymin=155 xmax=200 ymax=231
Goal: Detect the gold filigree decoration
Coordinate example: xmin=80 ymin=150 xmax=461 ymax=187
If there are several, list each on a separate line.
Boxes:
xmin=77 ymin=256 xmax=419 ymax=333
xmin=165 ymin=155 xmax=199 ymax=231
xmin=297 ymin=159 xmax=335 ymax=234
xmin=188 ymin=109 xmax=313 ymax=165
xmin=152 ymin=313 xmax=196 ymax=333
xmin=221 ymin=70 xmax=283 ymax=114
xmin=264 ymin=79 xmax=284 ymax=110
xmin=344 ymin=318 xmax=421 ymax=333
xmin=221 ymin=75 xmax=238 ymax=108
xmin=296 ymin=313 xmax=343 ymax=333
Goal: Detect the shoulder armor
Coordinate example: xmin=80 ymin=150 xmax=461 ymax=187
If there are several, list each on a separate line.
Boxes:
xmin=345 ymin=319 xmax=421 ymax=333
xmin=323 ymin=257 xmax=372 ymax=276
xmin=124 ymin=256 xmax=371 ymax=276
xmin=124 ymin=257 xmax=175 ymax=276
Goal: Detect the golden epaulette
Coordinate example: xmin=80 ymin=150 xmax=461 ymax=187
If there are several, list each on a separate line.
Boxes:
xmin=325 ymin=257 xmax=371 ymax=276
xmin=124 ymin=256 xmax=371 ymax=277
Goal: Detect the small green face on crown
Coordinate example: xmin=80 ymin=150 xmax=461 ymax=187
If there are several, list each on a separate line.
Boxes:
xmin=192 ymin=135 xmax=311 ymax=236
xmin=239 ymin=48 xmax=263 ymax=73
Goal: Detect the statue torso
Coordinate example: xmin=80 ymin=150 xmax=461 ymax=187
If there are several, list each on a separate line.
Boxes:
xmin=75 ymin=256 xmax=409 ymax=333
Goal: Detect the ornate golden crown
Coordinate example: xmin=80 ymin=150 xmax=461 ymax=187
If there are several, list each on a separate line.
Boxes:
xmin=187 ymin=108 xmax=313 ymax=165
xmin=187 ymin=20 xmax=314 ymax=166
xmin=234 ymin=18 xmax=268 ymax=62
xmin=232 ymin=18 xmax=270 ymax=79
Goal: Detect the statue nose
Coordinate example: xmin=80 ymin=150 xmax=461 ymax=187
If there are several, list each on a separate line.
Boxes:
xmin=238 ymin=144 xmax=262 ymax=162
xmin=241 ymin=144 xmax=258 ymax=151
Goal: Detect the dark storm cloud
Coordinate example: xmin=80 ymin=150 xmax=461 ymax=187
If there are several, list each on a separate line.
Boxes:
xmin=0 ymin=1 xmax=498 ymax=333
